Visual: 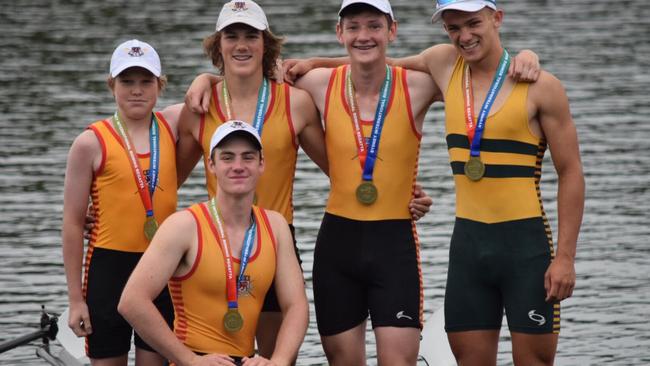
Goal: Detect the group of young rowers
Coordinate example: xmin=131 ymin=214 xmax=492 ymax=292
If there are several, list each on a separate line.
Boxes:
xmin=61 ymin=0 xmax=584 ymax=365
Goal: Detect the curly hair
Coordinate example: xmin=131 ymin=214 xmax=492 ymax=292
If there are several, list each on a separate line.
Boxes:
xmin=203 ymin=27 xmax=284 ymax=80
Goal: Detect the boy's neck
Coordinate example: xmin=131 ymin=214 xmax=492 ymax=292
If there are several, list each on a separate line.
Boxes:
xmin=116 ymin=110 xmax=152 ymax=133
xmin=223 ymin=70 xmax=265 ymax=99
xmin=349 ymin=60 xmax=388 ymax=96
xmin=214 ymin=191 xmax=255 ymax=229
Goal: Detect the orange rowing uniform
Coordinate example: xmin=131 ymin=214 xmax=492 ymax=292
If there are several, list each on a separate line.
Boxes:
xmin=169 ymin=204 xmax=277 ymax=356
xmin=87 ymin=112 xmax=178 ymax=253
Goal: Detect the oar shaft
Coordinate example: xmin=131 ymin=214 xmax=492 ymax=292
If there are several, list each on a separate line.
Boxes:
xmin=0 ymin=328 xmax=47 ymax=353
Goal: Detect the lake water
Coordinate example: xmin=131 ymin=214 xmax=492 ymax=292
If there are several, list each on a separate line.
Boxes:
xmin=1 ymin=0 xmax=649 ymax=365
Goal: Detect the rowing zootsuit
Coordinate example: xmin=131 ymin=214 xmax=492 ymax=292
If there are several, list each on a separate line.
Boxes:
xmin=170 ymin=204 xmax=276 ymax=356
xmin=313 ymin=65 xmax=423 ymax=336
xmin=443 ymin=56 xmax=559 ymax=334
xmin=83 ymin=113 xmax=177 ymax=358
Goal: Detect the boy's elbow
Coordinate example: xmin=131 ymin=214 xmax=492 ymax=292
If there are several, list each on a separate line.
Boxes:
xmin=117 ymin=290 xmax=135 ymax=320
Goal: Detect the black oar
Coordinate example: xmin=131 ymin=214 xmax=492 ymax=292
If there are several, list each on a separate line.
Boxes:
xmin=0 ymin=305 xmax=58 ymax=354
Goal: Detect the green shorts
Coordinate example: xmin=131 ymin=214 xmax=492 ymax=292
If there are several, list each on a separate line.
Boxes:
xmin=444 ymin=217 xmax=560 ymax=334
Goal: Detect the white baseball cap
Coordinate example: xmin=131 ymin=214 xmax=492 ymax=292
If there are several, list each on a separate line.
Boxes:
xmin=216 ymin=0 xmax=269 ymax=32
xmin=431 ymin=0 xmax=497 ymax=23
xmin=109 ymin=39 xmax=161 ymax=77
xmin=338 ymin=0 xmax=395 ymax=21
xmin=209 ymin=120 xmax=262 ymax=156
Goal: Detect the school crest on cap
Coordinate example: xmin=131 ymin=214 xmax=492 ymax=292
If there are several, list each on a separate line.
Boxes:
xmin=128 ymin=46 xmax=144 ymax=57
xmin=230 ymin=120 xmax=246 ymax=129
xmin=232 ymin=1 xmax=248 ymax=11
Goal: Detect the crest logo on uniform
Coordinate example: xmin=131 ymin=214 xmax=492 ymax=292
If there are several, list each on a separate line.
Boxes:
xmin=238 ymin=274 xmax=253 ymax=296
xmin=128 ymin=46 xmax=144 ymax=57
xmin=232 ymin=1 xmax=248 ymax=12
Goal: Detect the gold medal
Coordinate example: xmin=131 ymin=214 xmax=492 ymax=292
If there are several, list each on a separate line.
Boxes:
xmin=144 ymin=216 xmax=158 ymax=241
xmin=356 ymin=181 xmax=378 ymax=205
xmin=464 ymin=156 xmax=485 ymax=181
xmin=223 ymin=308 xmax=244 ymax=332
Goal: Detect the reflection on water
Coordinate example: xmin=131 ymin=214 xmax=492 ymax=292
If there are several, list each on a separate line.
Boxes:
xmin=1 ymin=0 xmax=649 ymax=365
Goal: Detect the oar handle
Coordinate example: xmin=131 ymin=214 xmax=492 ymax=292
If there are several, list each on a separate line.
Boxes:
xmin=0 ymin=305 xmax=59 ymax=354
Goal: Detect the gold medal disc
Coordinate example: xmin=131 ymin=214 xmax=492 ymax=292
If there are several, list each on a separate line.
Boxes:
xmin=464 ymin=156 xmax=485 ymax=181
xmin=144 ymin=217 xmax=158 ymax=241
xmin=356 ymin=181 xmax=378 ymax=205
xmin=223 ymin=308 xmax=244 ymax=332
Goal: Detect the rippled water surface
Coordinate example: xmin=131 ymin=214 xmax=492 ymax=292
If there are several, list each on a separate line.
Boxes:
xmin=1 ymin=0 xmax=649 ymax=365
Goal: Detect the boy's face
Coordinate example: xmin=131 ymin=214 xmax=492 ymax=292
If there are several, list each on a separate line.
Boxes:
xmin=336 ymin=10 xmax=396 ymax=65
xmin=442 ymin=8 xmax=502 ymax=63
xmin=219 ymin=23 xmax=265 ymax=77
xmin=208 ymin=136 xmax=264 ymax=196
xmin=110 ymin=67 xmax=159 ymax=121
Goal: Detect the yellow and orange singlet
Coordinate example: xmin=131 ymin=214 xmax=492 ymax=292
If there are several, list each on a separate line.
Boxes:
xmin=199 ymin=81 xmax=298 ymax=223
xmin=323 ymin=65 xmax=421 ymax=221
xmin=87 ymin=113 xmax=178 ymax=253
xmin=169 ymin=204 xmax=276 ymax=356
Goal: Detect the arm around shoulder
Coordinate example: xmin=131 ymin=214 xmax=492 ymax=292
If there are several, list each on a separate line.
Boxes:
xmin=292 ymin=67 xmax=335 ymax=113
xmin=283 ymin=56 xmax=348 ymax=85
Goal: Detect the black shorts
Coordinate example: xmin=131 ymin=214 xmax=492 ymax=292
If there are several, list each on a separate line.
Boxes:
xmin=313 ymin=213 xmax=423 ymax=336
xmin=261 ymin=224 xmax=302 ymax=312
xmin=84 ymin=247 xmax=174 ymax=358
xmin=444 ymin=217 xmax=560 ymax=334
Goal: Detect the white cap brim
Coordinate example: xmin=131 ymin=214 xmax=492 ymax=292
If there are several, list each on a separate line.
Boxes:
xmin=431 ymin=2 xmax=496 ymax=23
xmin=110 ymin=61 xmax=161 ymax=78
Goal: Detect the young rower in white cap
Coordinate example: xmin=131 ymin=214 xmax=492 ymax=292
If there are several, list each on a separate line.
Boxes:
xmin=63 ymin=39 xmax=179 ymax=365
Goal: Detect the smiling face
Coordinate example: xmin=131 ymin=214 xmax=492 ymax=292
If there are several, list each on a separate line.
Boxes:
xmin=109 ymin=67 xmax=159 ymax=121
xmin=336 ymin=7 xmax=396 ymax=66
xmin=208 ymin=134 xmax=264 ymax=197
xmin=219 ymin=23 xmax=265 ymax=78
xmin=442 ymin=8 xmax=503 ymax=63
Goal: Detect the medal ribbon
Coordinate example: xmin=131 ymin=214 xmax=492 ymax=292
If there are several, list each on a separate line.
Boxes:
xmin=222 ymin=77 xmax=270 ymax=135
xmin=346 ymin=65 xmax=392 ymax=181
xmin=463 ymin=49 xmax=510 ymax=157
xmin=207 ymin=198 xmax=257 ymax=309
xmin=112 ymin=112 xmax=159 ymax=219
